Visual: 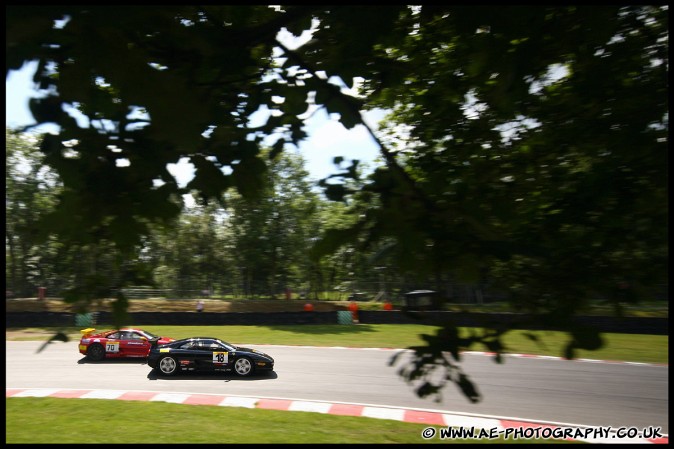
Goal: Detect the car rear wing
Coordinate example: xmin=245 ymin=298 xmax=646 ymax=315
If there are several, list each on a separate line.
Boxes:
xmin=80 ymin=328 xmax=96 ymax=337
xmin=149 ymin=337 xmax=162 ymax=348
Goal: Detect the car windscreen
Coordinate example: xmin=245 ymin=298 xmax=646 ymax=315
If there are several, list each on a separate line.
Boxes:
xmin=218 ymin=341 xmax=236 ymax=351
xmin=141 ymin=330 xmax=160 ymax=339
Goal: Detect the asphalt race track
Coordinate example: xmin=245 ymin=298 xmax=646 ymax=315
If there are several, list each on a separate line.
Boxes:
xmin=6 ymin=341 xmax=669 ymax=438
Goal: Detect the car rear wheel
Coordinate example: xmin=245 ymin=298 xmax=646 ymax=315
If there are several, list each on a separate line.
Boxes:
xmin=158 ymin=356 xmax=178 ymax=376
xmin=234 ymin=357 xmax=253 ymax=376
xmin=87 ymin=343 xmax=105 ymax=361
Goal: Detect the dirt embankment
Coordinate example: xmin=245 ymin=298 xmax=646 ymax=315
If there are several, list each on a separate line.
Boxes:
xmin=6 ymin=298 xmax=351 ymax=340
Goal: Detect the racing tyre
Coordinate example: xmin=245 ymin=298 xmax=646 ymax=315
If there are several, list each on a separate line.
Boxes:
xmin=87 ymin=343 xmax=106 ymax=361
xmin=234 ymin=357 xmax=253 ymax=376
xmin=158 ymin=356 xmax=178 ymax=376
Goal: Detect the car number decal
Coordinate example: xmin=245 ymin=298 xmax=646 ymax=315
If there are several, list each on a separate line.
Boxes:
xmin=213 ymin=351 xmax=228 ymax=364
xmin=106 ymin=341 xmax=120 ymax=353
xmin=159 ymin=348 xmax=171 ymax=353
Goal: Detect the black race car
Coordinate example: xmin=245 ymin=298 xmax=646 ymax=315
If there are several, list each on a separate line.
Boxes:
xmin=147 ymin=336 xmax=274 ymax=377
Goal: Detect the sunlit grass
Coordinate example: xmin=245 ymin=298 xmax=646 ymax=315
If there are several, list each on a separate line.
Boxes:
xmin=6 ymin=324 xmax=668 ymax=364
xmin=6 ymin=397 xmax=578 ymax=444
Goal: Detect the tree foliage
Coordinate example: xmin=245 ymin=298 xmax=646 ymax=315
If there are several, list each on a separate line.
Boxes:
xmin=7 ymin=5 xmax=668 ymax=403
xmin=6 ymin=128 xmax=153 ymax=313
xmin=357 ymin=7 xmax=669 ymax=318
xmin=225 ymin=149 xmax=323 ymax=298
xmin=6 ymin=129 xmax=61 ymax=297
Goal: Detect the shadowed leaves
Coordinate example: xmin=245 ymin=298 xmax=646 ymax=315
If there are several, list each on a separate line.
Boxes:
xmin=389 ymin=322 xmax=497 ymax=403
xmin=36 ymin=331 xmax=70 ymax=354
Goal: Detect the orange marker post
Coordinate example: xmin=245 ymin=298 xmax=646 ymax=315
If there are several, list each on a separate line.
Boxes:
xmin=348 ymin=301 xmax=359 ymax=322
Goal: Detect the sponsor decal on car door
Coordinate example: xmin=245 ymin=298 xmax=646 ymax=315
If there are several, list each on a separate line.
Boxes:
xmin=120 ymin=333 xmax=149 ymax=356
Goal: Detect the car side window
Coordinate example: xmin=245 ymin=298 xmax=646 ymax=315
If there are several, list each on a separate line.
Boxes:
xmin=108 ymin=332 xmax=119 ymax=339
xmin=180 ymin=342 xmax=196 ymax=350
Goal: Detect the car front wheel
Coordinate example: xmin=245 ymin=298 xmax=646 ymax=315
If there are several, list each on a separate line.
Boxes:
xmin=234 ymin=357 xmax=253 ymax=376
xmin=87 ymin=343 xmax=105 ymax=361
xmin=158 ymin=356 xmax=178 ymax=376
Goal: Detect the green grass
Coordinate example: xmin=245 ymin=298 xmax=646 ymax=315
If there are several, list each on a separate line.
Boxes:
xmin=5 ymin=397 xmax=576 ymax=444
xmin=7 ymin=324 xmax=668 ymax=364
xmin=161 ymin=324 xmax=668 ymax=364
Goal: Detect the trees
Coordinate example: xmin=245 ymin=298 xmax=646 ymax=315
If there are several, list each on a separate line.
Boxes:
xmin=7 ymin=6 xmax=668 ymax=401
xmin=6 ymin=129 xmax=61 ymax=297
xmin=146 ymin=201 xmax=231 ymax=298
xmin=6 ymin=128 xmax=132 ymax=308
xmin=336 ymin=5 xmax=668 ymax=316
xmin=225 ymin=149 xmax=322 ymax=298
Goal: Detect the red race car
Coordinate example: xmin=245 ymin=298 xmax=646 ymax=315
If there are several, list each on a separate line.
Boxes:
xmin=79 ymin=327 xmax=175 ymax=361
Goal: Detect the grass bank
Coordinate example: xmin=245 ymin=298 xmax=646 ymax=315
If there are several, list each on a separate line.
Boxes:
xmin=5 ymin=397 xmax=576 ymax=444
xmin=6 ymin=324 xmax=668 ymax=364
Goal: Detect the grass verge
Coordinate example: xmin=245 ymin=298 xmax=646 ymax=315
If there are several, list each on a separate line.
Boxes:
xmin=6 ymin=324 xmax=669 ymax=364
xmin=5 ymin=397 xmax=577 ymax=444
